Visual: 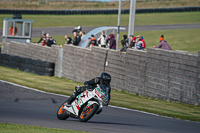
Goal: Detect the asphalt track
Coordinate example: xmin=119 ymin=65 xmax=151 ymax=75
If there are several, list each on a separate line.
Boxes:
xmin=0 ymin=80 xmax=200 ymax=133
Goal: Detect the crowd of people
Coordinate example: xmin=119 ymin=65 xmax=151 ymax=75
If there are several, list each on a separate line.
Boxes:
xmin=118 ymin=34 xmax=146 ymax=52
xmin=63 ymin=29 xmax=172 ymax=52
xmin=37 ymin=26 xmax=172 ymax=51
xmin=37 ymin=33 xmax=57 ymax=47
xmin=118 ymin=34 xmax=172 ymax=52
xmin=63 ymin=25 xmax=83 ymax=46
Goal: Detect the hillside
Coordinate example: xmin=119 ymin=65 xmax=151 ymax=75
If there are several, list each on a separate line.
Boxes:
xmin=0 ymin=0 xmax=200 ymax=10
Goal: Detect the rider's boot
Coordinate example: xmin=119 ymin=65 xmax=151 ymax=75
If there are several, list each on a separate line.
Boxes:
xmin=65 ymin=86 xmax=84 ymax=107
xmin=65 ymin=96 xmax=75 ymax=107
xmin=65 ymin=92 xmax=77 ymax=107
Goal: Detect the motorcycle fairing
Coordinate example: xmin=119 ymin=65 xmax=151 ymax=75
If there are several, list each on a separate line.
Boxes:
xmin=64 ymin=85 xmax=109 ymax=116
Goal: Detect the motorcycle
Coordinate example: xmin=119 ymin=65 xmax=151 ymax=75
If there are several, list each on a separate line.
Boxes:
xmin=57 ymin=84 xmax=109 ymax=122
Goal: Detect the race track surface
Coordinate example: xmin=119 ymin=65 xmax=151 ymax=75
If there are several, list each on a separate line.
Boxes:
xmin=0 ymin=80 xmax=200 ymax=133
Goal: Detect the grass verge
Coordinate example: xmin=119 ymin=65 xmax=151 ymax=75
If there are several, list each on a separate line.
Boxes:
xmin=32 ymin=29 xmax=200 ymax=53
xmin=0 ymin=123 xmax=88 ymax=133
xmin=0 ymin=0 xmax=199 ymax=10
xmin=1 ymin=12 xmax=200 ymax=28
xmin=0 ymin=66 xmax=200 ymax=122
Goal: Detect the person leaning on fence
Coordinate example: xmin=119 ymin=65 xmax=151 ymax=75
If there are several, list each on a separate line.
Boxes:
xmin=153 ymin=35 xmax=172 ymax=50
xmin=133 ymin=37 xmax=144 ymax=50
xmin=107 ymin=33 xmax=116 ymax=50
xmin=91 ymin=34 xmax=97 ymax=46
xmin=72 ymin=31 xmax=81 ymax=46
xmin=118 ymin=35 xmax=129 ymax=52
xmin=97 ymin=30 xmax=107 ymax=48
xmin=86 ymin=37 xmax=92 ymax=49
xmin=79 ymin=31 xmax=85 ymax=40
xmin=129 ymin=35 xmax=135 ymax=48
xmin=136 ymin=35 xmax=146 ymax=49
xmin=65 ymin=35 xmax=73 ymax=45
xmin=41 ymin=33 xmax=50 ymax=46
xmin=46 ymin=36 xmax=57 ymax=47
xmin=37 ymin=33 xmax=46 ymax=44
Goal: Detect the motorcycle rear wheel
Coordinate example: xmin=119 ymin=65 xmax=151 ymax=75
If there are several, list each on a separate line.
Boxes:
xmin=79 ymin=103 xmax=99 ymax=122
xmin=57 ymin=101 xmax=70 ymax=120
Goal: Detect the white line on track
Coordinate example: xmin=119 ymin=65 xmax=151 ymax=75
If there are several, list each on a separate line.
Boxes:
xmin=0 ymin=79 xmax=199 ymax=123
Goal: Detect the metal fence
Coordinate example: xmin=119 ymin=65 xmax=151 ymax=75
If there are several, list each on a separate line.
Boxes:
xmin=0 ymin=7 xmax=199 ymax=15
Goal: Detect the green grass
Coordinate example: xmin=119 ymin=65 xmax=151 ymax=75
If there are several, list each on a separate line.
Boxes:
xmin=133 ymin=29 xmax=200 ymax=53
xmin=1 ymin=12 xmax=200 ymax=28
xmin=0 ymin=123 xmax=88 ymax=133
xmin=0 ymin=0 xmax=199 ymax=10
xmin=0 ymin=66 xmax=200 ymax=122
xmin=32 ymin=28 xmax=200 ymax=53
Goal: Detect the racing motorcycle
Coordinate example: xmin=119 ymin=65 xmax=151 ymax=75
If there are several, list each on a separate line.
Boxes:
xmin=57 ymin=84 xmax=109 ymax=122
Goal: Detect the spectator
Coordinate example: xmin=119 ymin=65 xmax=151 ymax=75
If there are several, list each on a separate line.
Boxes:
xmin=72 ymin=31 xmax=81 ymax=46
xmin=107 ymin=33 xmax=116 ymax=50
xmin=154 ymin=35 xmax=172 ymax=50
xmin=134 ymin=37 xmax=144 ymax=50
xmin=136 ymin=35 xmax=146 ymax=49
xmin=64 ymin=35 xmax=73 ymax=45
xmin=129 ymin=35 xmax=135 ymax=48
xmin=37 ymin=33 xmax=46 ymax=44
xmin=86 ymin=37 xmax=92 ymax=49
xmin=91 ymin=34 xmax=97 ymax=46
xmin=9 ymin=25 xmax=17 ymax=36
xmin=79 ymin=31 xmax=85 ymax=40
xmin=46 ymin=36 xmax=57 ymax=47
xmin=97 ymin=30 xmax=107 ymax=48
xmin=118 ymin=35 xmax=129 ymax=52
xmin=41 ymin=33 xmax=50 ymax=46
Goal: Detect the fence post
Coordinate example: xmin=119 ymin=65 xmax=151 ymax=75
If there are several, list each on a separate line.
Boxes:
xmin=57 ymin=47 xmax=63 ymax=78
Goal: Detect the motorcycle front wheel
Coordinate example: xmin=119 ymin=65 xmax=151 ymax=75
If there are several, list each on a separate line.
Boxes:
xmin=79 ymin=103 xmax=99 ymax=122
xmin=57 ymin=100 xmax=70 ymax=120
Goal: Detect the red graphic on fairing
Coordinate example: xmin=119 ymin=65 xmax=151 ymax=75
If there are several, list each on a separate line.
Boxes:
xmin=81 ymin=90 xmax=89 ymax=98
xmin=75 ymin=99 xmax=80 ymax=110
xmin=57 ymin=84 xmax=109 ymax=122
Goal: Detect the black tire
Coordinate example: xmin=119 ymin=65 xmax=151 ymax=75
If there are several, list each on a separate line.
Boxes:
xmin=79 ymin=103 xmax=99 ymax=122
xmin=57 ymin=101 xmax=70 ymax=120
xmin=96 ymin=108 xmax=102 ymax=114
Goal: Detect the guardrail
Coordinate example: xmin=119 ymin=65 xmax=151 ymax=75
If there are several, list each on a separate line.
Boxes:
xmin=1 ymin=7 xmax=200 ymax=15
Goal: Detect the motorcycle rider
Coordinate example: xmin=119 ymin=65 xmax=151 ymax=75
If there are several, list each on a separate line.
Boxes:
xmin=65 ymin=72 xmax=111 ymax=107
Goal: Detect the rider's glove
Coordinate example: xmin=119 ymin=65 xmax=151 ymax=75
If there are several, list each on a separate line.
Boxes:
xmin=84 ymin=81 xmax=88 ymax=86
xmin=75 ymin=85 xmax=81 ymax=93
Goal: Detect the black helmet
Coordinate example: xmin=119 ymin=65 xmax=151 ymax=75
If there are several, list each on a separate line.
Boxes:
xmin=100 ymin=72 xmax=111 ymax=85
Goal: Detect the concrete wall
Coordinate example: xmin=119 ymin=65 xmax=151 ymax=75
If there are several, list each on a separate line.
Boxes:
xmin=1 ymin=41 xmax=60 ymax=74
xmin=1 ymin=41 xmax=59 ymax=63
xmin=1 ymin=42 xmax=200 ymax=105
xmin=61 ymin=45 xmax=108 ymax=82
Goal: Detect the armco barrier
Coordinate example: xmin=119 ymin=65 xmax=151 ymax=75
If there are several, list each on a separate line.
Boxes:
xmin=1 ymin=42 xmax=200 ymax=105
xmin=0 ymin=7 xmax=200 ymax=15
xmin=0 ymin=53 xmax=55 ymax=76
